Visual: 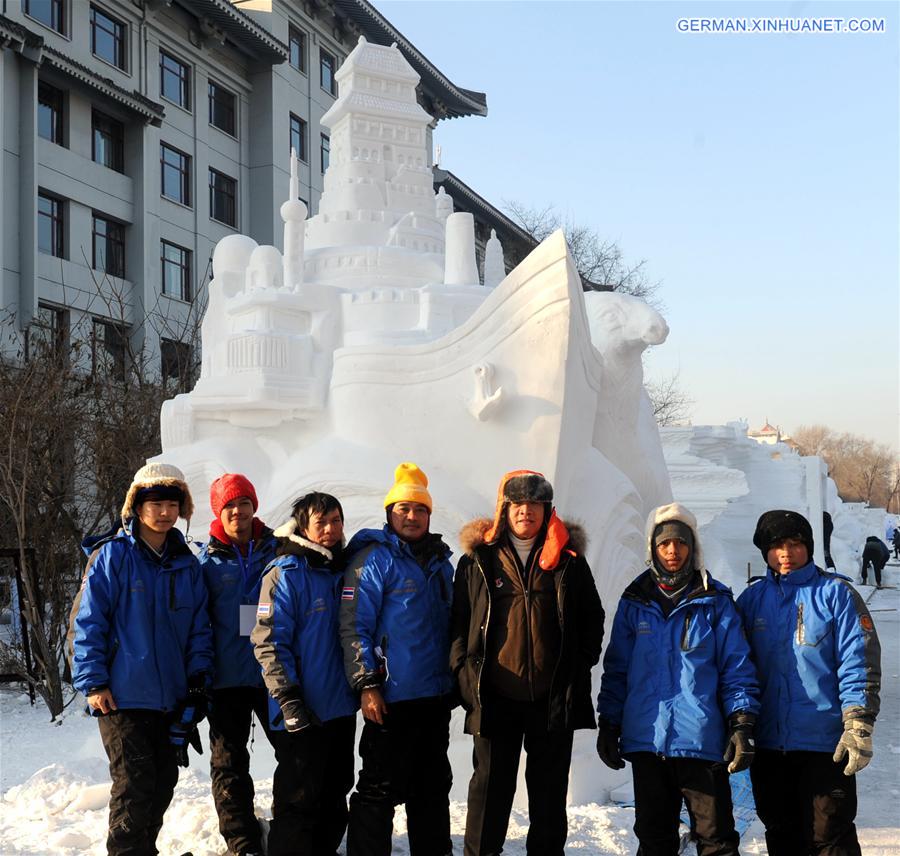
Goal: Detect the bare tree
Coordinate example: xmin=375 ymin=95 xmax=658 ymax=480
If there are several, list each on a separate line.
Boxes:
xmin=0 ymin=267 xmax=205 ymax=718
xmin=646 ymin=371 xmax=694 ymax=427
xmin=793 ymin=425 xmax=898 ymax=508
xmin=504 ymin=200 xmax=660 ymax=301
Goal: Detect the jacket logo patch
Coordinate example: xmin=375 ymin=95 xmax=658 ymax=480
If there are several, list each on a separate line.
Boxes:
xmin=257 ymin=603 xmax=272 ymax=617
xmin=494 ymin=578 xmax=504 ymax=588
xmin=401 ymin=578 xmax=418 ymax=593
xmin=860 ymin=615 xmax=874 ymax=632
xmin=131 ymin=580 xmax=145 ymax=593
xmin=342 ymin=587 xmax=355 ymax=601
xmin=306 ymin=597 xmax=327 ymax=617
xmin=637 ymin=620 xmax=652 ymax=635
xmin=753 ymin=617 xmax=767 ymax=631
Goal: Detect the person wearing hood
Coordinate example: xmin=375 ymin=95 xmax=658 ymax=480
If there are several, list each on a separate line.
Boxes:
xmin=67 ymin=463 xmax=213 ymax=856
xmin=339 ymin=463 xmax=455 ymax=856
xmin=197 ymin=473 xmax=278 ymax=856
xmin=597 ymin=502 xmax=759 ymax=856
xmin=736 ymin=510 xmax=881 ymax=856
xmin=251 ymin=492 xmax=357 ymax=856
xmin=450 ymin=470 xmax=604 ymax=856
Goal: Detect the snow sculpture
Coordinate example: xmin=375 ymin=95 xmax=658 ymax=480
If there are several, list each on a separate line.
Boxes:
xmin=585 ymin=291 xmax=673 ymax=517
xmin=158 ymin=35 xmax=674 ymax=803
xmin=483 ymin=228 xmax=506 ymax=288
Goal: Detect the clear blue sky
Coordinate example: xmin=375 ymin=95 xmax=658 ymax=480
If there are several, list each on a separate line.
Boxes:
xmin=380 ymin=0 xmax=900 ymax=449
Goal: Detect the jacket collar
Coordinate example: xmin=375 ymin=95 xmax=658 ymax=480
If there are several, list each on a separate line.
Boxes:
xmin=767 ymin=559 xmax=817 ymax=586
xmin=273 ymin=518 xmax=342 ymax=564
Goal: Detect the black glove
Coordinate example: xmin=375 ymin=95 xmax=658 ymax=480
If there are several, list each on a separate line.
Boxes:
xmin=596 ymin=717 xmax=625 ymax=770
xmin=169 ymin=673 xmax=210 ymax=767
xmin=273 ymin=688 xmax=320 ymax=733
xmin=723 ymin=711 xmax=756 ymax=773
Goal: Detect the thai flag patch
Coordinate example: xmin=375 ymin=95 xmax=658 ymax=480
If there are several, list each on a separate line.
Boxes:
xmin=342 ymin=587 xmax=355 ymax=601
xmin=257 ymin=603 xmax=272 ymax=617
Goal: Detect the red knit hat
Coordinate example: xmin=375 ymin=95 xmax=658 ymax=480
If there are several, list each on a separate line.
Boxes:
xmin=210 ymin=473 xmax=258 ymax=518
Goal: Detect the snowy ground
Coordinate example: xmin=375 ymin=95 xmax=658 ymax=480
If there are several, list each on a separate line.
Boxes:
xmin=2 ymin=570 xmax=898 ymax=855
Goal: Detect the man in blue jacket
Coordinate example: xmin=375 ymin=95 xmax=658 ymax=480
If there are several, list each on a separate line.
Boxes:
xmin=252 ymin=492 xmax=357 ymax=856
xmin=68 ymin=463 xmax=213 ymax=856
xmin=597 ymin=502 xmax=759 ymax=856
xmin=339 ymin=462 xmax=455 ymax=856
xmin=737 ymin=510 xmax=881 ymax=856
xmin=198 ymin=473 xmax=277 ymax=856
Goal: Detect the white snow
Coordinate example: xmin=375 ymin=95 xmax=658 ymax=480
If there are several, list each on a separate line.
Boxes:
xmin=2 ymin=575 xmax=896 ymax=855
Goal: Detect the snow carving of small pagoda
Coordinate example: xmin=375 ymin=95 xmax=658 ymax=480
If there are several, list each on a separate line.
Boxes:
xmin=158 ymin=35 xmax=674 ymax=802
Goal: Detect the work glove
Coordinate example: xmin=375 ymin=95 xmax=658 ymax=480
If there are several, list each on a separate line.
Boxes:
xmin=723 ymin=710 xmax=756 ymax=773
xmin=169 ymin=673 xmax=210 ymax=767
xmin=273 ymin=688 xmax=320 ymax=733
xmin=596 ymin=717 xmax=625 ymax=770
xmin=833 ymin=712 xmax=875 ymax=776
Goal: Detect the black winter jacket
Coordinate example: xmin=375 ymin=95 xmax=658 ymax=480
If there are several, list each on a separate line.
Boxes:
xmin=449 ymin=518 xmax=604 ymax=736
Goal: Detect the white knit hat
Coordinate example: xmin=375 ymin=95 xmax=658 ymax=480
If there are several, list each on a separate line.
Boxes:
xmin=121 ymin=462 xmax=194 ymax=523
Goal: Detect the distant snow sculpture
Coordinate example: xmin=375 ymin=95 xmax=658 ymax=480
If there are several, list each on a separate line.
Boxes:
xmin=157 ymin=35 xmax=675 ymax=804
xmin=483 ymin=229 xmax=505 ymax=288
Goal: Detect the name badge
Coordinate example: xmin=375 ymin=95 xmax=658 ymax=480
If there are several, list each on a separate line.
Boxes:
xmin=239 ymin=604 xmax=258 ymax=636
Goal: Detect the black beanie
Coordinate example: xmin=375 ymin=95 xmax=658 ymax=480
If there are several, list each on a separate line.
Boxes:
xmin=753 ymin=510 xmax=814 ymax=562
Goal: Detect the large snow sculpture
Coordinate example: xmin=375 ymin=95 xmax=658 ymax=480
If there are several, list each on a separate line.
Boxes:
xmin=158 ymin=35 xmax=674 ymax=804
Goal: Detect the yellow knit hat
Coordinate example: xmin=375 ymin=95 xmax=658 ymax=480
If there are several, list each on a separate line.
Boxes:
xmin=384 ymin=462 xmax=432 ymax=512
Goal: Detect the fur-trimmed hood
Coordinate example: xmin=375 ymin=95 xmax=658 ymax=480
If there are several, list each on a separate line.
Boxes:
xmin=273 ymin=517 xmax=343 ymax=562
xmin=644 ymin=502 xmax=704 ymax=571
xmin=460 ymin=516 xmax=587 ymax=571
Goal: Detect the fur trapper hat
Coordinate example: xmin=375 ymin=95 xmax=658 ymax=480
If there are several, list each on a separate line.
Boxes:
xmin=384 ymin=462 xmax=432 ymax=512
xmin=483 ymin=470 xmax=554 ymax=544
xmin=753 ymin=510 xmax=813 ymax=562
xmin=121 ymin=462 xmax=194 ymax=523
xmin=460 ymin=515 xmax=585 ymax=572
xmin=210 ymin=473 xmax=258 ymax=518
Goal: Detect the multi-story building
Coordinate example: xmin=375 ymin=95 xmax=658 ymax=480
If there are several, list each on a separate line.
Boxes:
xmin=0 ymin=0 xmax=492 ymax=377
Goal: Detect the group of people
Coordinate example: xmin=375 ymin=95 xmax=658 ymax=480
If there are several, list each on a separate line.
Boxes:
xmin=66 ymin=459 xmax=881 ymax=856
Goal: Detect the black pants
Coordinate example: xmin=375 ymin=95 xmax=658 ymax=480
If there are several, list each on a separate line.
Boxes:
xmin=98 ymin=709 xmax=179 ymax=856
xmin=464 ymin=697 xmax=573 ymax=856
xmin=860 ymin=560 xmax=883 ymax=587
xmin=208 ymin=686 xmax=277 ymax=855
xmin=347 ymin=696 xmax=452 ymax=856
xmin=629 ymin=753 xmax=739 ymax=856
xmin=750 ymin=749 xmax=860 ymax=856
xmin=268 ymin=715 xmax=356 ymax=856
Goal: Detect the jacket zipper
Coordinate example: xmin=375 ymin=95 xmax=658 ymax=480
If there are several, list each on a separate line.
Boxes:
xmin=474 ymin=555 xmax=491 ymax=712
xmin=524 ymin=551 xmax=535 ymax=701
xmin=680 ymin=612 xmax=692 ymax=651
xmin=796 ymin=602 xmax=805 ymax=645
xmin=547 ymin=563 xmax=567 ymax=729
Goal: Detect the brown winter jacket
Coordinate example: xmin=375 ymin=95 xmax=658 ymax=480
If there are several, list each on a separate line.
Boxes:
xmin=450 ymin=518 xmax=605 ymax=736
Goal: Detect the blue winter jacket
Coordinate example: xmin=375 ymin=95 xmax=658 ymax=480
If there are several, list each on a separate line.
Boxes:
xmin=198 ymin=529 xmax=277 ymax=690
xmin=736 ymin=561 xmax=881 ymax=752
xmin=68 ymin=521 xmax=213 ymax=713
xmin=597 ymin=570 xmax=759 ymax=762
xmin=339 ymin=526 xmax=454 ymax=703
xmin=252 ymin=541 xmax=357 ymax=725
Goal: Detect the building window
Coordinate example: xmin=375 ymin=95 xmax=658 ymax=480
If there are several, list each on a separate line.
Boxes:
xmin=160 ymin=51 xmax=191 ymax=110
xmin=208 ymin=81 xmax=236 ymax=136
xmin=90 ymin=6 xmax=127 ymax=70
xmin=161 ymin=143 xmax=191 ymax=206
xmin=161 ymin=240 xmax=192 ymax=301
xmin=92 ymin=110 xmax=124 ymax=172
xmin=38 ymin=192 xmax=65 ymax=258
xmin=320 ymin=134 xmax=330 ymax=174
xmin=289 ymin=25 xmax=307 ymax=73
xmin=27 ymin=303 xmax=69 ymax=362
xmin=92 ymin=319 xmax=128 ymax=379
xmin=320 ymin=49 xmax=336 ymax=96
xmin=92 ymin=214 xmax=125 ymax=278
xmin=160 ymin=338 xmax=195 ymax=390
xmin=38 ymin=82 xmax=65 ymax=146
xmin=209 ymin=169 xmax=236 ymax=227
xmin=289 ymin=113 xmax=307 ymax=162
xmin=24 ymin=0 xmax=66 ymax=34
